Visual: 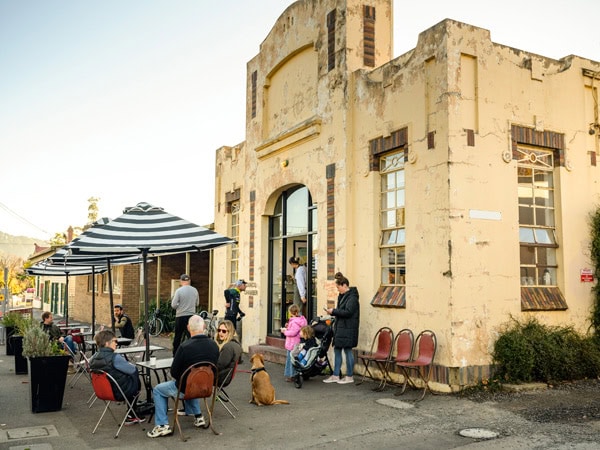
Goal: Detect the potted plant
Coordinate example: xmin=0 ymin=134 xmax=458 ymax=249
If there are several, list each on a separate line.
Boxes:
xmin=22 ymin=325 xmax=70 ymax=413
xmin=2 ymin=311 xmax=24 ymax=355
xmin=12 ymin=315 xmax=33 ymax=375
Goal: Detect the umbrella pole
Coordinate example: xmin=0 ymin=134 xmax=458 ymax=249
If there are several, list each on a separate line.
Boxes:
xmin=91 ymin=267 xmax=96 ymax=337
xmin=142 ymin=249 xmax=152 ymax=401
xmin=64 ymin=273 xmax=69 ymax=326
xmin=107 ymin=259 xmax=115 ymax=333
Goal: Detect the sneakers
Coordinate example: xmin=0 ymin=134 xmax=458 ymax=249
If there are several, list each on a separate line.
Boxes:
xmin=147 ymin=424 xmax=173 ymax=438
xmin=125 ymin=415 xmax=146 ymax=426
xmin=177 ymin=409 xmax=189 ymax=416
xmin=194 ymin=415 xmax=206 ymax=428
xmin=337 ymin=376 xmax=354 ymax=384
xmin=323 ymin=375 xmax=340 ymax=383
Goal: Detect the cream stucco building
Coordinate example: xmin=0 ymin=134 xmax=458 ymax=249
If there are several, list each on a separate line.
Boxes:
xmin=211 ymin=0 xmax=600 ymax=390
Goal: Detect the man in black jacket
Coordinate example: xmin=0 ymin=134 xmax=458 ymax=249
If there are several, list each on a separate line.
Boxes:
xmin=147 ymin=315 xmax=219 ymax=438
xmin=113 ymin=304 xmax=135 ymax=340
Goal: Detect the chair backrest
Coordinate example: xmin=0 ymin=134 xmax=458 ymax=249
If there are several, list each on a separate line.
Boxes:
xmin=131 ymin=327 xmax=144 ymax=346
xmin=91 ymin=371 xmax=117 ymax=402
xmin=412 ymin=330 xmax=437 ymax=364
xmin=371 ymin=327 xmax=394 ymax=359
xmin=178 ymin=361 xmax=218 ymax=400
xmin=394 ymin=328 xmax=414 ymax=363
xmin=63 ymin=341 xmax=77 ymax=359
xmin=221 ymin=361 xmax=239 ymax=388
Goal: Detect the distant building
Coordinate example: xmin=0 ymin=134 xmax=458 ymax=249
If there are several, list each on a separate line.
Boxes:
xmin=211 ymin=0 xmax=600 ymax=390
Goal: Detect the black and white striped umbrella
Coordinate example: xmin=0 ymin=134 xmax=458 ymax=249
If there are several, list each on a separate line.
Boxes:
xmin=26 ymin=261 xmax=108 ymax=328
xmin=67 ymin=202 xmax=235 ymax=256
xmin=67 ymin=202 xmax=235 ymax=392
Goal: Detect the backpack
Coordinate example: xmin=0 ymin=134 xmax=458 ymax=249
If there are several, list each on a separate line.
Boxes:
xmin=183 ymin=365 xmax=214 ymax=399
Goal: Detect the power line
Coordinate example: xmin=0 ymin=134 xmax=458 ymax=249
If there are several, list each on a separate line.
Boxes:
xmin=0 ymin=201 xmax=50 ymax=237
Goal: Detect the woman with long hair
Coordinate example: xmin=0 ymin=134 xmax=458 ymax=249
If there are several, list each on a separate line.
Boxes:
xmin=214 ymin=319 xmax=242 ymax=386
xmin=323 ymin=272 xmax=360 ymax=384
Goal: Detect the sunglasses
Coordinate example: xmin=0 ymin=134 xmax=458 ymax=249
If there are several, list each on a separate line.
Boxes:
xmin=217 ymin=329 xmax=228 ymax=333
xmin=111 ymin=338 xmax=118 ymax=343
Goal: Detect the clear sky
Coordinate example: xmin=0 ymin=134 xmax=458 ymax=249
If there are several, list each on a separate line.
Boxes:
xmin=1 ymin=0 xmax=598 ymax=241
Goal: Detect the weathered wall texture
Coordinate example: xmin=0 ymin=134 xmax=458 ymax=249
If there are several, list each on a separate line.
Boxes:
xmin=213 ymin=0 xmax=600 ymax=389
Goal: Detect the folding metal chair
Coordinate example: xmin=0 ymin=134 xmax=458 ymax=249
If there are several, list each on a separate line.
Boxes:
xmin=90 ymin=370 xmax=142 ymax=438
xmin=356 ymin=327 xmax=394 ymax=387
xmin=379 ymin=328 xmax=414 ymax=391
xmin=173 ymin=361 xmax=220 ymax=440
xmin=216 ymin=361 xmax=239 ymax=418
xmin=394 ymin=330 xmax=437 ymax=401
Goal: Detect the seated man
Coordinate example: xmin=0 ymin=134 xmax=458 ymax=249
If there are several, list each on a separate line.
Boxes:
xmin=113 ymin=304 xmax=135 ymax=342
xmin=89 ymin=329 xmax=145 ymax=425
xmin=40 ymin=311 xmax=77 ymax=356
xmin=147 ymin=315 xmax=219 ymax=438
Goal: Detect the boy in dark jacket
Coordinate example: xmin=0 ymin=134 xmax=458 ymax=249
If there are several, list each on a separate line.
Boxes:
xmin=89 ymin=329 xmax=144 ymax=425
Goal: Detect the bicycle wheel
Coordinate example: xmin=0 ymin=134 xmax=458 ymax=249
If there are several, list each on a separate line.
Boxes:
xmin=149 ymin=318 xmax=163 ymax=337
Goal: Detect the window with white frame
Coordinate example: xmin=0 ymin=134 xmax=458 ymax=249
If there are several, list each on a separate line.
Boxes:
xmin=517 ymin=146 xmax=558 ymax=286
xmin=380 ymin=150 xmax=406 ymax=286
xmin=102 ymin=266 xmax=122 ymax=295
xmin=229 ymin=200 xmax=240 ymax=284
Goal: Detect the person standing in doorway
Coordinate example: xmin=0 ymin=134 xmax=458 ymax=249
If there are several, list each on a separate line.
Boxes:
xmin=323 ymin=272 xmax=360 ymax=384
xmin=171 ymin=274 xmax=199 ymax=356
xmin=289 ymin=256 xmax=307 ymax=314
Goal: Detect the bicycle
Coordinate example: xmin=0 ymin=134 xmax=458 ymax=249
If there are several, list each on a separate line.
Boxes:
xmin=199 ymin=309 xmax=219 ymax=339
xmin=148 ymin=307 xmax=164 ymax=337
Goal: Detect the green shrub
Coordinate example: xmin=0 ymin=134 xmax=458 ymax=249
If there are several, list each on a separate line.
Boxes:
xmin=492 ymin=317 xmax=600 ymax=383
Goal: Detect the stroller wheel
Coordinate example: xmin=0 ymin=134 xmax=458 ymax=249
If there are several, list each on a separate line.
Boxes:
xmin=294 ymin=374 xmax=303 ymax=389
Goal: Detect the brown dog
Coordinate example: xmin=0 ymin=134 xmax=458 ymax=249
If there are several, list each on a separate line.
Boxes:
xmin=249 ymin=353 xmax=289 ymax=406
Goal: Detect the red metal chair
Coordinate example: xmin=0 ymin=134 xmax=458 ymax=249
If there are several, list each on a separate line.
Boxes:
xmin=173 ymin=361 xmax=220 ymax=440
xmin=394 ymin=330 xmax=437 ymax=401
xmin=90 ymin=370 xmax=142 ymax=438
xmin=356 ymin=327 xmax=394 ymax=387
xmin=378 ymin=328 xmax=414 ymax=391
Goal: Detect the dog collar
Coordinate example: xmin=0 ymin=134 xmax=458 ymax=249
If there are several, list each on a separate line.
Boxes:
xmin=251 ymin=367 xmax=266 ymax=380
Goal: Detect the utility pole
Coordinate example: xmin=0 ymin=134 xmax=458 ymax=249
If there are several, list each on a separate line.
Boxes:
xmin=2 ymin=267 xmax=8 ymax=344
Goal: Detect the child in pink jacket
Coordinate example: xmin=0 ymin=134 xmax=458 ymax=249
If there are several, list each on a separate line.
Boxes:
xmin=280 ymin=304 xmax=307 ymax=381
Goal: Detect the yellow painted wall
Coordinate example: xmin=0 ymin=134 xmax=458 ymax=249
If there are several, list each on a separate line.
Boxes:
xmin=213 ymin=0 xmax=600 ymax=389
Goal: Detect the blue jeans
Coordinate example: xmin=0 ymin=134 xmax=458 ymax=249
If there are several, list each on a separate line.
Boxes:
xmin=63 ymin=335 xmax=77 ymax=356
xmin=333 ymin=347 xmax=354 ymax=377
xmin=284 ymin=350 xmax=297 ymax=378
xmin=153 ymin=380 xmax=201 ymax=426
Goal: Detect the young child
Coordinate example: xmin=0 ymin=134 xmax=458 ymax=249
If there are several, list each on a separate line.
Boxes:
xmin=296 ymin=325 xmax=318 ymax=366
xmin=280 ymin=304 xmax=307 ymax=381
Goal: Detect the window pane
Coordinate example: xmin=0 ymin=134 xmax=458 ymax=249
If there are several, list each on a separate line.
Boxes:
xmin=535 ymin=208 xmax=554 ymax=227
xmin=534 ymin=170 xmax=553 ymax=188
xmin=519 ymin=206 xmax=534 ymax=225
xmin=518 ymin=185 xmax=533 ymax=205
xmin=396 ymin=190 xmax=405 ymax=208
xmin=382 ymin=210 xmax=396 ymax=228
xmin=537 ymin=246 xmax=557 ymax=265
xmin=396 ymin=171 xmax=405 ymax=188
xmin=534 ymin=189 xmax=553 ymax=207
xmin=519 ymin=227 xmax=535 ymax=243
xmin=534 ymin=229 xmax=555 ymax=245
xmin=396 ymin=229 xmax=406 ymax=244
xmin=520 ymin=245 xmax=535 ymax=264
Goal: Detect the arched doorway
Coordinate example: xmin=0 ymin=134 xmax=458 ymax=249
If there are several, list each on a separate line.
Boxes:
xmin=268 ymin=185 xmax=317 ymax=335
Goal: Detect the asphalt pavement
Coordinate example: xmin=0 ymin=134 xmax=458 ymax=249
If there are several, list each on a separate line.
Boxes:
xmin=0 ymin=316 xmax=599 ymax=449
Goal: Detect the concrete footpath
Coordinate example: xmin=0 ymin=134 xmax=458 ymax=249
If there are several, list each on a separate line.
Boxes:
xmin=0 ymin=322 xmax=599 ymax=449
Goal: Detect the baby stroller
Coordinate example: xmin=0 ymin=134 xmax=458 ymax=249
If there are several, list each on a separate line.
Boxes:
xmin=291 ymin=315 xmax=334 ymax=389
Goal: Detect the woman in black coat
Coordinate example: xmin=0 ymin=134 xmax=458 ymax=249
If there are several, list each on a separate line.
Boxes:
xmin=323 ymin=272 xmax=360 ymax=384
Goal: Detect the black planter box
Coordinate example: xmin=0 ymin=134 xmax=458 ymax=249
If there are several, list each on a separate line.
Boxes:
xmin=11 ymin=335 xmax=27 ymax=375
xmin=5 ymin=326 xmax=16 ymax=355
xmin=28 ymin=355 xmax=70 ymax=413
